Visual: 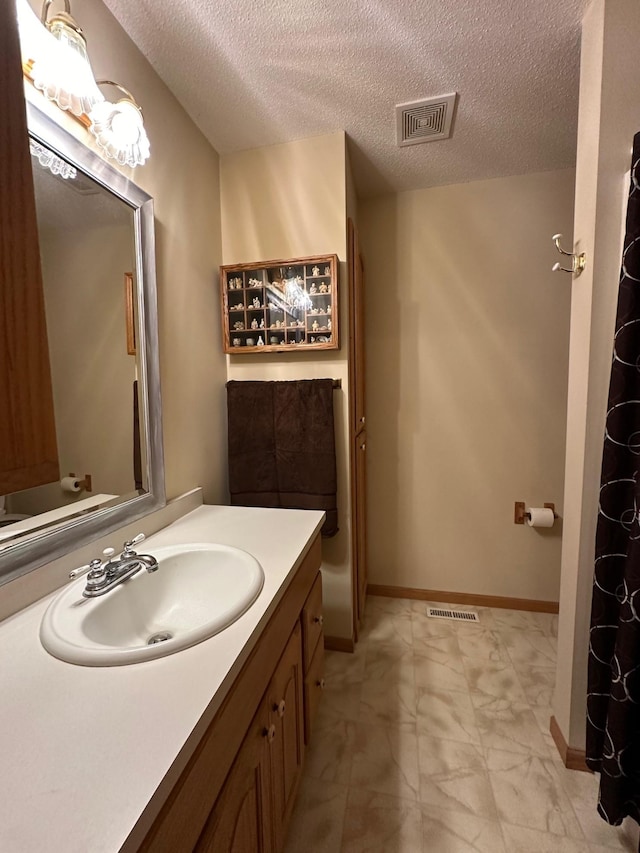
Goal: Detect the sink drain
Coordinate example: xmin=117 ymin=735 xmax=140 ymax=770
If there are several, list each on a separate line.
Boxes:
xmin=147 ymin=631 xmax=173 ymax=645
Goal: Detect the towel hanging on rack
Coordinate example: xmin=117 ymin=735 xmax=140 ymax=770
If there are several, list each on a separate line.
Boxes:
xmin=226 ymin=379 xmax=338 ymax=536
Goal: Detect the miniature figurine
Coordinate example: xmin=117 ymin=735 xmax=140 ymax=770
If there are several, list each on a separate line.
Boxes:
xmin=312 ymin=320 xmax=320 ymax=331
xmin=327 ymin=304 xmax=332 ymax=314
xmin=246 ymin=337 xmax=255 ymax=347
xmin=312 ymin=265 xmax=320 ymax=276
xmin=252 ymin=297 xmax=260 ymax=308
xmin=309 ymin=283 xmax=317 ymax=295
xmin=257 ymin=336 xmax=264 ymax=346
xmin=231 ymin=302 xmax=244 ymax=311
xmin=270 ymin=336 xmax=279 ymax=345
xmin=324 ymin=266 xmax=330 ymax=276
xmin=233 ymin=321 xmax=245 ymax=330
xmin=259 ymin=318 xmax=265 ymax=329
xmin=248 ymin=277 xmax=262 ymax=288
xmin=251 ymin=318 xmax=258 ymax=329
xmin=327 ymin=319 xmax=332 ymax=331
xmin=232 ymin=338 xmax=241 ymax=347
xmin=268 ymin=301 xmax=277 ymax=310
xmin=310 ymin=336 xmax=316 ymax=344
xmin=297 ymin=319 xmax=304 ymax=327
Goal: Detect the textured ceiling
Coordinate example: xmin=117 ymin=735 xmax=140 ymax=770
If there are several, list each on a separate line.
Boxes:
xmin=102 ymin=0 xmax=588 ymax=197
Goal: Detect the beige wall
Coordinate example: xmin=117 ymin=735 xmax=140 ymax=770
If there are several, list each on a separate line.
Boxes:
xmin=23 ymin=0 xmax=228 ymax=507
xmin=359 ymin=169 xmax=574 ymax=601
xmin=346 ymin=146 xmax=359 ymax=227
xmin=12 ymin=224 xmax=136 ymax=515
xmin=220 ymin=133 xmax=353 ymax=639
xmin=554 ymin=0 xmax=640 ymax=751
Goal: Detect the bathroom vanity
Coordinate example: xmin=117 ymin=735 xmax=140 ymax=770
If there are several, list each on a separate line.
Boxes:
xmin=0 ymin=504 xmax=325 ymax=852
xmin=1 ymin=37 xmax=326 ymax=852
xmin=138 ymin=515 xmax=325 ymax=853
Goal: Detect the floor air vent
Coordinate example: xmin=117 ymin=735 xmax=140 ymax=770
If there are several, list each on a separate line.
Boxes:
xmin=427 ymin=607 xmax=479 ymax=623
xmin=396 ymin=93 xmax=457 ymax=147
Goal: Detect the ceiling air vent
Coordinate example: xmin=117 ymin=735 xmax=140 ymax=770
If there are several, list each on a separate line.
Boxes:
xmin=396 ymin=93 xmax=457 ymax=147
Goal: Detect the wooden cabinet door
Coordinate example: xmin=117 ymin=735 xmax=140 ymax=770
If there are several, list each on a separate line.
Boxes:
xmin=0 ymin=2 xmax=59 ymax=495
xmin=195 ymin=697 xmax=273 ymax=853
xmin=303 ymin=638 xmax=325 ymax=744
xmin=355 ymin=431 xmax=368 ymax=623
xmin=301 ymin=572 xmax=323 ymax=671
xmin=268 ymin=621 xmax=305 ymax=851
xmin=348 ymin=218 xmax=366 ymax=436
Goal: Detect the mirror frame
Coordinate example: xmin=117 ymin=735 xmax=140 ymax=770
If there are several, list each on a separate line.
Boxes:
xmin=0 ymin=101 xmax=166 ymax=587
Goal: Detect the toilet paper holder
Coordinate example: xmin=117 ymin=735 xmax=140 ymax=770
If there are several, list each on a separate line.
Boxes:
xmin=68 ymin=472 xmax=92 ymax=492
xmin=514 ymin=501 xmax=556 ymax=524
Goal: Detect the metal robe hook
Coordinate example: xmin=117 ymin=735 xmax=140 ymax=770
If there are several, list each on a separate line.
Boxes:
xmin=552 ymin=234 xmax=586 ymax=276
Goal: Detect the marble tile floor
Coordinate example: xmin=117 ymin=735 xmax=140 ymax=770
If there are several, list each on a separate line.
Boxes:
xmin=284 ymin=595 xmax=640 ymax=853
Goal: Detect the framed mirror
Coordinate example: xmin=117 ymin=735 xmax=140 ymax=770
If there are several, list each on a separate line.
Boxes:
xmin=0 ymin=101 xmax=165 ymax=586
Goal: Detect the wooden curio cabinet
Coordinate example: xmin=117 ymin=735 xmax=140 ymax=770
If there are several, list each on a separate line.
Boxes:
xmin=220 ymin=254 xmax=339 ymax=354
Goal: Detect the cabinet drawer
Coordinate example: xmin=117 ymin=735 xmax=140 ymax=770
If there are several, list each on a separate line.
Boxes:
xmin=301 ymin=572 xmax=323 ymax=671
xmin=303 ymin=640 xmax=325 ymax=744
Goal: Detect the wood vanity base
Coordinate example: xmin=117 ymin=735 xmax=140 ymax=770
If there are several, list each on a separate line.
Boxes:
xmin=135 ymin=534 xmax=323 ymax=853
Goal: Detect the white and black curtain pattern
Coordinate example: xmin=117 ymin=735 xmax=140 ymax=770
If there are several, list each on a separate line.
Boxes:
xmin=587 ymin=134 xmax=640 ymax=838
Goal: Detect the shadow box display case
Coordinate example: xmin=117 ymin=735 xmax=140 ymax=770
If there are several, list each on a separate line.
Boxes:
xmin=220 ymin=254 xmax=339 ymax=354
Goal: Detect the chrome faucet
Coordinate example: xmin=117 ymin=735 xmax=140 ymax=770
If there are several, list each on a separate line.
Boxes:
xmin=69 ymin=533 xmax=159 ymax=598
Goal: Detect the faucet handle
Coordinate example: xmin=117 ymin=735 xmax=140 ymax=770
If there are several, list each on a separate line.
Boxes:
xmin=122 ymin=533 xmax=145 ymax=555
xmin=69 ymin=557 xmax=103 ymax=580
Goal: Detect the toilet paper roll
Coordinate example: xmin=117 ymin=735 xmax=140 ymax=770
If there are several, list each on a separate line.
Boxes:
xmin=60 ymin=476 xmax=81 ymax=494
xmin=527 ymin=507 xmax=555 ymax=528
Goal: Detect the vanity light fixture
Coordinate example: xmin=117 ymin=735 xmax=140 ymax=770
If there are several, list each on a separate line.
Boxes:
xmin=89 ymin=81 xmax=150 ymax=168
xmin=16 ymin=0 xmax=151 ymax=168
xmin=26 ymin=0 xmax=104 ymax=116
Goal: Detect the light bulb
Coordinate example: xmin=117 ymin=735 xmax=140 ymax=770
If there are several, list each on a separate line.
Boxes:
xmin=89 ymin=99 xmax=150 ymax=168
xmin=17 ymin=0 xmax=104 ymax=116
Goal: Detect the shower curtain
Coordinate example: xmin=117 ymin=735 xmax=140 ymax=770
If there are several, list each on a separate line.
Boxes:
xmin=587 ymin=134 xmax=640 ymax=838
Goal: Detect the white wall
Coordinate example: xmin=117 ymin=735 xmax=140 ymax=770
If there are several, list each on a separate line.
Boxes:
xmin=554 ymin=0 xmax=640 ymax=752
xmin=359 ymin=169 xmax=574 ymax=602
xmin=220 ymin=133 xmax=353 ymax=640
xmin=12 ymin=224 xmax=136 ymax=515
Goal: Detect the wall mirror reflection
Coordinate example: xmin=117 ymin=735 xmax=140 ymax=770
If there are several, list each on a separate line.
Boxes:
xmin=0 ymin=104 xmax=164 ymax=584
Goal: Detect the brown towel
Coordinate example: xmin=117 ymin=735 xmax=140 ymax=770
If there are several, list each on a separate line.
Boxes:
xmin=227 ymin=379 xmax=338 ymax=536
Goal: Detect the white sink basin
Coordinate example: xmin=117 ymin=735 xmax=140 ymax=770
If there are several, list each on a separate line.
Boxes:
xmin=40 ymin=543 xmax=264 ymax=666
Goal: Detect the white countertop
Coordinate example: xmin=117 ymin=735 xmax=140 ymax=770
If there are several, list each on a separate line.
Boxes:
xmin=0 ymin=505 xmax=324 ymax=853
xmin=0 ymin=493 xmax=118 ymax=542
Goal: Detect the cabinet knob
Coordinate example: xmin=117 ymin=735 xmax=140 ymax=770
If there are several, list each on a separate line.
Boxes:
xmin=316 ymin=678 xmax=326 ymax=690
xmin=360 ymin=443 xmax=366 ymax=451
xmin=263 ymin=724 xmax=276 ymax=743
xmin=274 ymin=699 xmax=286 ymax=718
xmin=360 ymin=416 xmax=365 ymax=424
xmin=313 ymin=615 xmax=324 ymax=626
